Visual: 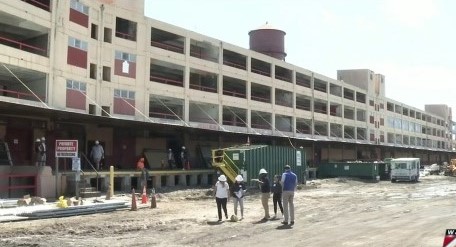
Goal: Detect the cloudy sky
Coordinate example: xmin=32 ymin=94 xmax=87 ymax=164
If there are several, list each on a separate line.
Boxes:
xmin=144 ymin=0 xmax=456 ymax=117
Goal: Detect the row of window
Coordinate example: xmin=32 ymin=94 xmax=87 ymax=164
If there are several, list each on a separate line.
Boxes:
xmin=65 ymin=0 xmax=450 ymax=130
xmin=66 ymin=80 xmax=135 ymax=100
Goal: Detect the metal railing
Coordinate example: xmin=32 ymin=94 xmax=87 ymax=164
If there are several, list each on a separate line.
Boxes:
xmin=0 ymin=173 xmax=37 ymax=197
xmin=0 ymin=36 xmax=48 ymax=56
xmin=79 ymin=152 xmax=100 ymax=193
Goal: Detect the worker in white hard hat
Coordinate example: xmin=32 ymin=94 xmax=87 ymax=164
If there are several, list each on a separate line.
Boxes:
xmin=90 ymin=140 xmax=104 ymax=170
xmin=37 ymin=137 xmax=46 ymax=166
xmin=232 ymin=174 xmax=247 ymax=220
xmin=180 ymin=146 xmax=189 ymax=170
xmin=257 ymin=168 xmax=271 ymax=221
xmin=167 ymin=148 xmax=175 ymax=169
xmin=34 ymin=138 xmax=41 ymax=166
xmin=213 ymin=174 xmax=229 ymax=222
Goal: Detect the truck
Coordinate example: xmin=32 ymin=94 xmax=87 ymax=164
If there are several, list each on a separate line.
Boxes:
xmin=390 ymin=158 xmax=420 ymax=182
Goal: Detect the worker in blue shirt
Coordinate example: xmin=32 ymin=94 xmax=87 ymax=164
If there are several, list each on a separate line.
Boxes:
xmin=280 ymin=165 xmax=297 ymax=226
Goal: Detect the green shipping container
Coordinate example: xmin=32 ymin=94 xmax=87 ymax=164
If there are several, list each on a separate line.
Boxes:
xmin=318 ymin=162 xmax=381 ymax=180
xmin=212 ymin=145 xmax=306 ymax=185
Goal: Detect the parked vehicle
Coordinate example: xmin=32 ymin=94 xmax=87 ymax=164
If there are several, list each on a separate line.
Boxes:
xmin=390 ymin=158 xmax=420 ymax=182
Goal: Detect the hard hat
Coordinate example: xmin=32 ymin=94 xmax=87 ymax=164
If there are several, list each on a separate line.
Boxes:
xmin=169 ymin=149 xmax=172 ymax=151
xmin=284 ymin=165 xmax=291 ymax=170
xmin=218 ymin=175 xmax=227 ymax=182
xmin=182 ymin=146 xmax=186 ymax=149
xmin=235 ymin=175 xmax=243 ymax=182
xmin=35 ymin=138 xmax=40 ymax=142
xmin=95 ymin=140 xmax=99 ymax=145
xmin=259 ymin=168 xmax=267 ymax=175
xmin=41 ymin=137 xmax=45 ymax=141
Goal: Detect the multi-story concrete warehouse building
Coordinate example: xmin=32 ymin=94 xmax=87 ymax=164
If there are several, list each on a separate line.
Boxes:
xmin=0 ymin=0 xmax=454 ymax=174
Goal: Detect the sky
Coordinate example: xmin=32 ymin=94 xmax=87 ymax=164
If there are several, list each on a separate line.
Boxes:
xmin=144 ymin=0 xmax=456 ymax=118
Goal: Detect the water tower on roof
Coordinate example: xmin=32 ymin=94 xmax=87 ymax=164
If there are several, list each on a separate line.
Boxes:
xmin=249 ymin=22 xmax=286 ymax=60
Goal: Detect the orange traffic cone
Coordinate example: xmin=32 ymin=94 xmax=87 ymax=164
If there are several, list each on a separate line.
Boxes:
xmin=130 ymin=188 xmax=137 ymax=211
xmin=150 ymin=188 xmax=157 ymax=209
xmin=141 ymin=186 xmax=148 ymax=204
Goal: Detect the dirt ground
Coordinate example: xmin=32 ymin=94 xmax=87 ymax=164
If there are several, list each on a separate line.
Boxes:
xmin=1 ymin=176 xmax=456 ymax=247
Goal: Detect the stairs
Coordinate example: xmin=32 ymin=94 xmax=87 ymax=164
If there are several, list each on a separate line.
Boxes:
xmin=76 ymin=181 xmax=102 ymax=198
xmin=79 ymin=187 xmax=102 ymax=198
xmin=212 ymin=149 xmax=239 ymax=183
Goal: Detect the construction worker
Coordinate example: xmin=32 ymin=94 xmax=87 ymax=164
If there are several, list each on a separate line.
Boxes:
xmin=257 ymin=168 xmax=271 ymax=221
xmin=37 ymin=137 xmax=46 ymax=166
xmin=181 ymin=146 xmax=189 ymax=170
xmin=34 ymin=138 xmax=41 ymax=166
xmin=167 ymin=149 xmax=175 ymax=169
xmin=90 ymin=140 xmax=104 ymax=170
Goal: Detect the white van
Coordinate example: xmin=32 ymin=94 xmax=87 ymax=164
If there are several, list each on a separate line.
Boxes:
xmin=390 ymin=158 xmax=420 ymax=182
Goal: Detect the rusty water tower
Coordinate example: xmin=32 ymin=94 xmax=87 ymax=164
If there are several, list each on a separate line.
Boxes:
xmin=249 ymin=22 xmax=286 ymax=60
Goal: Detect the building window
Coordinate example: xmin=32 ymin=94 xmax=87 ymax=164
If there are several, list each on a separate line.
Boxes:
xmin=115 ymin=51 xmax=136 ymax=62
xmin=66 ymin=80 xmax=87 ymax=91
xmin=114 ymin=51 xmax=136 ymax=78
xmin=103 ymin=66 xmax=111 ymax=81
xmin=91 ymin=24 xmax=98 ymax=39
xmin=69 ymin=0 xmax=89 ymax=27
xmin=114 ymin=89 xmax=135 ymax=100
xmin=66 ymin=79 xmax=87 ymax=110
xmin=115 ymin=17 xmax=137 ymax=41
xmin=90 ymin=63 xmax=97 ymax=79
xmin=67 ymin=37 xmax=88 ymax=68
xmin=113 ymin=89 xmax=135 ymax=115
xmin=70 ymin=0 xmax=89 ymax=15
xmin=68 ymin=37 xmax=88 ymax=51
xmin=104 ymin=27 xmax=112 ymax=43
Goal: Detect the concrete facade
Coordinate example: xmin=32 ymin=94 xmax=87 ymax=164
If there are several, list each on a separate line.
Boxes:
xmin=0 ymin=0 xmax=453 ymax=172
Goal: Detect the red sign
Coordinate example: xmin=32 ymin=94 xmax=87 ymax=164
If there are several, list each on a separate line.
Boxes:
xmin=55 ymin=140 xmax=78 ymax=158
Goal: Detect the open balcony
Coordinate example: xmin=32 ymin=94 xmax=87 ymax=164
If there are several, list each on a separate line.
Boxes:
xmin=223 ymin=76 xmax=246 ymax=99
xmin=275 ymin=65 xmax=292 ymax=83
xmin=251 ymin=110 xmax=271 ymax=130
xmin=115 ymin=17 xmax=137 ymax=42
xmin=0 ymin=64 xmax=47 ymax=102
xmin=149 ymin=95 xmax=184 ymax=121
xmin=275 ymin=89 xmax=293 ymax=108
xmin=21 ymin=0 xmax=50 ymax=11
xmin=251 ymin=58 xmax=271 ymax=77
xmin=150 ymin=59 xmax=184 ymax=87
xmin=223 ymin=49 xmax=246 ymax=70
xmin=190 ymin=39 xmax=219 ymax=63
xmin=222 ymin=106 xmax=246 ymax=127
xmin=189 ymin=69 xmax=218 ymax=93
xmin=0 ymin=12 xmax=49 ymax=57
xmin=150 ymin=27 xmax=184 ymax=54
xmin=251 ymin=83 xmax=271 ymax=103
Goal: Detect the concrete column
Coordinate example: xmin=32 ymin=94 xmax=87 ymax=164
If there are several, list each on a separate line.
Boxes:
xmin=166 ymin=175 xmax=175 ymax=187
xmin=121 ymin=176 xmax=132 ymax=192
xmin=201 ymin=174 xmax=208 ymax=186
xmin=189 ymin=174 xmax=198 ymax=186
xmin=153 ymin=175 xmax=161 ymax=189
xmin=101 ymin=176 xmax=109 ymax=192
xmin=178 ymin=174 xmax=187 ymax=186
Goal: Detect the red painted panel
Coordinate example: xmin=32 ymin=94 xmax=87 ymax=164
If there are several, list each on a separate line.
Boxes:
xmin=113 ymin=97 xmax=135 ymax=115
xmin=114 ymin=59 xmax=136 ymax=78
xmin=5 ymin=127 xmax=32 ymax=165
xmin=67 ymin=46 xmax=87 ymax=69
xmin=69 ymin=8 xmax=88 ymax=28
xmin=66 ymin=89 xmax=86 ymax=110
xmin=112 ymin=134 xmax=136 ymax=169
